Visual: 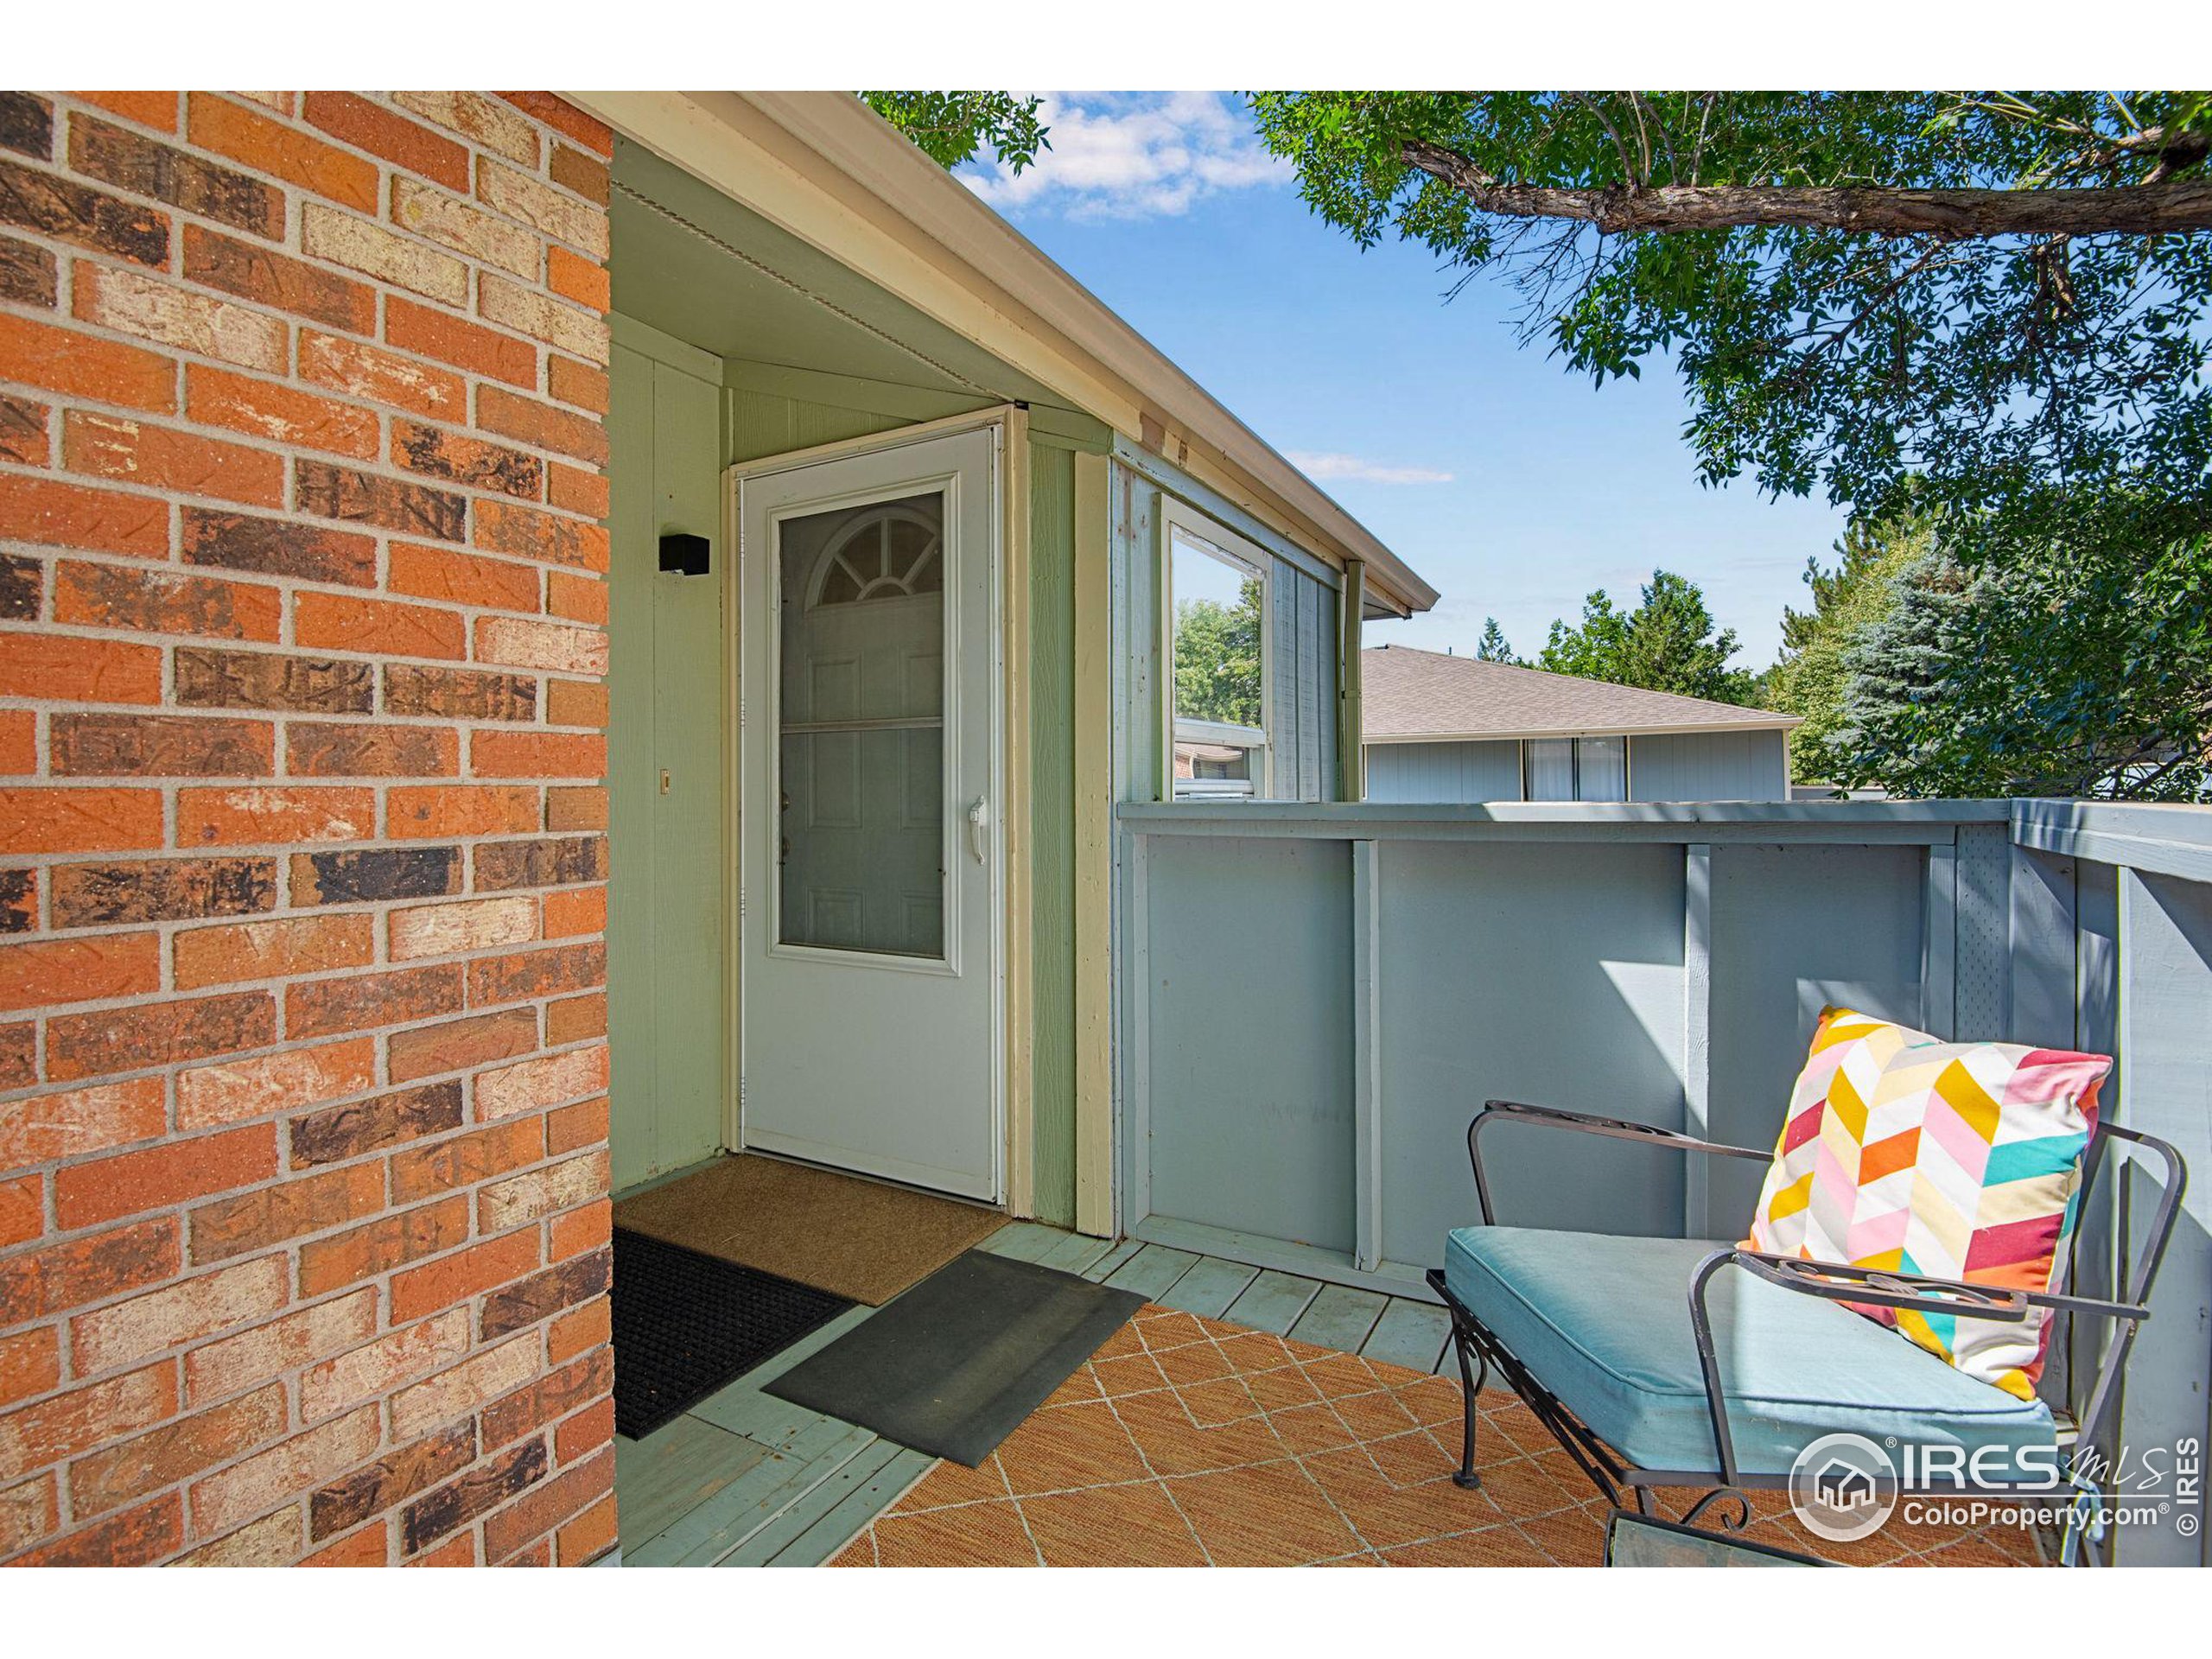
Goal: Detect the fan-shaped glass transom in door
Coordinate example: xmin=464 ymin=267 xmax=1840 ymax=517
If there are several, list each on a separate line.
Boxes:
xmin=809 ymin=504 xmax=944 ymax=608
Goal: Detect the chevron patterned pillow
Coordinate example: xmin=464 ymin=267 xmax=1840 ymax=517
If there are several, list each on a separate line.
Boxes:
xmin=1744 ymin=1006 xmax=2112 ymax=1401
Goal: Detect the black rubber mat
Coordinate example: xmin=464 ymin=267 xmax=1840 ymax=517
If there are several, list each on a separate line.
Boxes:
xmin=611 ymin=1228 xmax=853 ymax=1440
xmin=765 ymin=1249 xmax=1144 ymax=1465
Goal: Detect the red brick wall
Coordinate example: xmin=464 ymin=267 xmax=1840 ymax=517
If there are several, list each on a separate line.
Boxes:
xmin=0 ymin=92 xmax=615 ymax=1567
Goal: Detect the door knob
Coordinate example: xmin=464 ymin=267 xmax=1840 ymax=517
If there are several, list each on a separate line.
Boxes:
xmin=967 ymin=797 xmax=990 ymax=865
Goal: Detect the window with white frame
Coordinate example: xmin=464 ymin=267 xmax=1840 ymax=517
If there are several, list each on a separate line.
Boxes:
xmin=1523 ymin=735 xmax=1628 ymax=802
xmin=1164 ymin=511 xmax=1268 ymax=800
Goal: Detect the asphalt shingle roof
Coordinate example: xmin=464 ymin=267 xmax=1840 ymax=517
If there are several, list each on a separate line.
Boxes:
xmin=1362 ymin=644 xmax=1799 ymax=742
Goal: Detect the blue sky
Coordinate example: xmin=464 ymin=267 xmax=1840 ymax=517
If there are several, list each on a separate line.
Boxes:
xmin=961 ymin=92 xmax=1851 ymax=668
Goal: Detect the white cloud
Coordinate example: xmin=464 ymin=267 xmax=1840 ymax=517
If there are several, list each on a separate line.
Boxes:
xmin=1283 ymin=450 xmax=1456 ymax=486
xmin=959 ymin=92 xmax=1288 ymax=220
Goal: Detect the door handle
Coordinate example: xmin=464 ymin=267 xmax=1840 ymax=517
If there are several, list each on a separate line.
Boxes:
xmin=967 ymin=797 xmax=990 ymax=865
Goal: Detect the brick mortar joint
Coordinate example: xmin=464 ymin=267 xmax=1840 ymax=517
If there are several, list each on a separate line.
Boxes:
xmin=9 ymin=1319 xmax=618 ymax=1563
xmin=0 ymin=1007 xmax=609 ymax=1097
xmin=0 ymin=406 xmax=609 ymax=505
xmin=2 ymin=205 xmax=610 ymax=392
xmin=1 ymin=1185 xmax=613 ymax=1381
xmin=1 ymin=89 xmax=618 ymax=1567
xmin=24 ymin=88 xmax=609 ymax=252
xmin=29 ymin=237 xmax=603 ymax=385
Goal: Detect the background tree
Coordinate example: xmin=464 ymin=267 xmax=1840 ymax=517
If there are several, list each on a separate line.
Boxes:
xmin=1474 ymin=616 xmax=1516 ymax=662
xmin=861 ymin=92 xmax=1049 ymax=172
xmin=1828 ymin=544 xmax=1991 ymax=790
xmin=1537 ymin=569 xmax=1756 ymax=703
xmin=1764 ymin=505 xmax=1939 ymax=779
xmin=1827 ymin=534 xmax=2212 ymax=798
xmin=1536 ymin=589 xmax=1627 ymax=683
xmin=1245 ymin=92 xmax=2212 ymax=564
xmin=1173 ymin=579 xmax=1265 ymax=728
xmin=871 ymin=91 xmax=2212 ymax=798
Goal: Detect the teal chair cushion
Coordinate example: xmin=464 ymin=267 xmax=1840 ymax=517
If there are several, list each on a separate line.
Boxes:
xmin=1444 ymin=1227 xmax=2057 ymax=1479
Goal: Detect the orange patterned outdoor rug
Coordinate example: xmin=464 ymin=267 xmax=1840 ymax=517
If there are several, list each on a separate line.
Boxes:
xmin=830 ymin=1303 xmax=2039 ymax=1567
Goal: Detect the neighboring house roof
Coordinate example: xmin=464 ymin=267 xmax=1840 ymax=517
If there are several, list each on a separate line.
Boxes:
xmin=1363 ymin=644 xmax=1801 ymax=743
xmin=572 ymin=91 xmax=1440 ymax=618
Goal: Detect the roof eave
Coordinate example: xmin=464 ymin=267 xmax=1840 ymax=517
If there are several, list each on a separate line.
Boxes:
xmin=1365 ymin=717 xmax=1803 ymax=743
xmin=570 ymin=90 xmax=1439 ymax=617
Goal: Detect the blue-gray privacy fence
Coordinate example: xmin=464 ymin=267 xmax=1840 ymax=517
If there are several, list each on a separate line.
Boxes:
xmin=1115 ymin=798 xmax=2212 ymax=1564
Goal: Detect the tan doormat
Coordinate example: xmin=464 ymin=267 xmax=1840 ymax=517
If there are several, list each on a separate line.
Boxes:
xmin=612 ymin=1154 xmax=1007 ymax=1306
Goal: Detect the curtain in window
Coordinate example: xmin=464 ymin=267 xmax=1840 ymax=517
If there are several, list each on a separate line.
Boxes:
xmin=1576 ymin=735 xmax=1627 ymax=802
xmin=1524 ymin=739 xmax=1575 ymax=801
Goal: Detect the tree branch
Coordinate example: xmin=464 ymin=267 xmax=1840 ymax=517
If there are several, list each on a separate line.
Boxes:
xmin=1402 ymin=137 xmax=2212 ymax=238
xmin=2107 ymin=123 xmax=2211 ymax=178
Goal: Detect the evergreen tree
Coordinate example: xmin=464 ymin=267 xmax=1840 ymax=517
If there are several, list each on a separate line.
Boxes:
xmin=1827 ymin=535 xmax=2212 ymax=800
xmin=1473 ymin=617 xmax=1516 ymax=663
xmin=1765 ymin=506 xmax=1938 ymax=780
xmin=1830 ymin=545 xmax=1992 ymax=791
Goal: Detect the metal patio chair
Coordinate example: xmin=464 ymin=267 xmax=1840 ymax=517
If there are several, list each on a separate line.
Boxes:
xmin=1427 ymin=1099 xmax=2188 ymax=1564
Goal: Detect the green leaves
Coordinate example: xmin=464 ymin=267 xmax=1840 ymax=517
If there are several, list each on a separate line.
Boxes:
xmin=1246 ymin=91 xmax=2212 ymax=567
xmin=1173 ymin=580 xmax=1265 ymax=728
xmin=1820 ymin=531 xmax=2212 ymax=799
xmin=1535 ymin=570 xmax=1756 ymax=704
xmin=872 ymin=87 xmax=2212 ymax=799
xmin=862 ymin=92 xmax=1051 ymax=174
xmin=1767 ymin=504 xmax=1941 ymax=782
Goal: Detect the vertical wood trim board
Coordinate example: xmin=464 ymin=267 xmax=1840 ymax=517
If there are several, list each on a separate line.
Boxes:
xmin=1351 ymin=839 xmax=1384 ymax=1271
xmin=1023 ymin=443 xmax=1078 ymax=1227
xmin=1002 ymin=408 xmax=1034 ymax=1217
xmin=1122 ymin=830 xmax=1154 ymax=1234
xmin=1339 ymin=560 xmax=1365 ymax=801
xmin=1923 ymin=839 xmax=1959 ymax=1039
xmin=1682 ymin=842 xmax=1714 ymax=1238
xmin=1072 ymin=450 xmax=1116 ymax=1236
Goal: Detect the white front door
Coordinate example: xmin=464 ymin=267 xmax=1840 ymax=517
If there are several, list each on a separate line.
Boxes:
xmin=735 ymin=425 xmax=1002 ymax=1201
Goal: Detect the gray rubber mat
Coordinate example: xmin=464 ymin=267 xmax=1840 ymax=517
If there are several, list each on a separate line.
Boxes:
xmin=764 ymin=1249 xmax=1144 ymax=1465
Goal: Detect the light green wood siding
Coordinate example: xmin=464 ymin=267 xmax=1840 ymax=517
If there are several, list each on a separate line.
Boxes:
xmin=609 ymin=321 xmax=728 ymax=1190
xmin=1027 ymin=442 xmax=1078 ymax=1224
xmin=1110 ymin=461 xmax=1160 ymax=803
xmin=727 ymin=389 xmax=911 ymax=465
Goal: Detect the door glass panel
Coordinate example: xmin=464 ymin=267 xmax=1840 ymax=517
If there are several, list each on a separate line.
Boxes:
xmin=777 ymin=491 xmax=947 ymax=959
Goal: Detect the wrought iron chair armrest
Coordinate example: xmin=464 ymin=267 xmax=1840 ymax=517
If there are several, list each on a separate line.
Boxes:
xmin=1467 ymin=1099 xmax=1770 ymax=1227
xmin=1685 ymin=1246 xmax=2158 ymax=1489
xmin=1732 ymin=1249 xmax=2152 ymax=1325
xmin=1685 ymin=1249 xmax=1754 ymax=1486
